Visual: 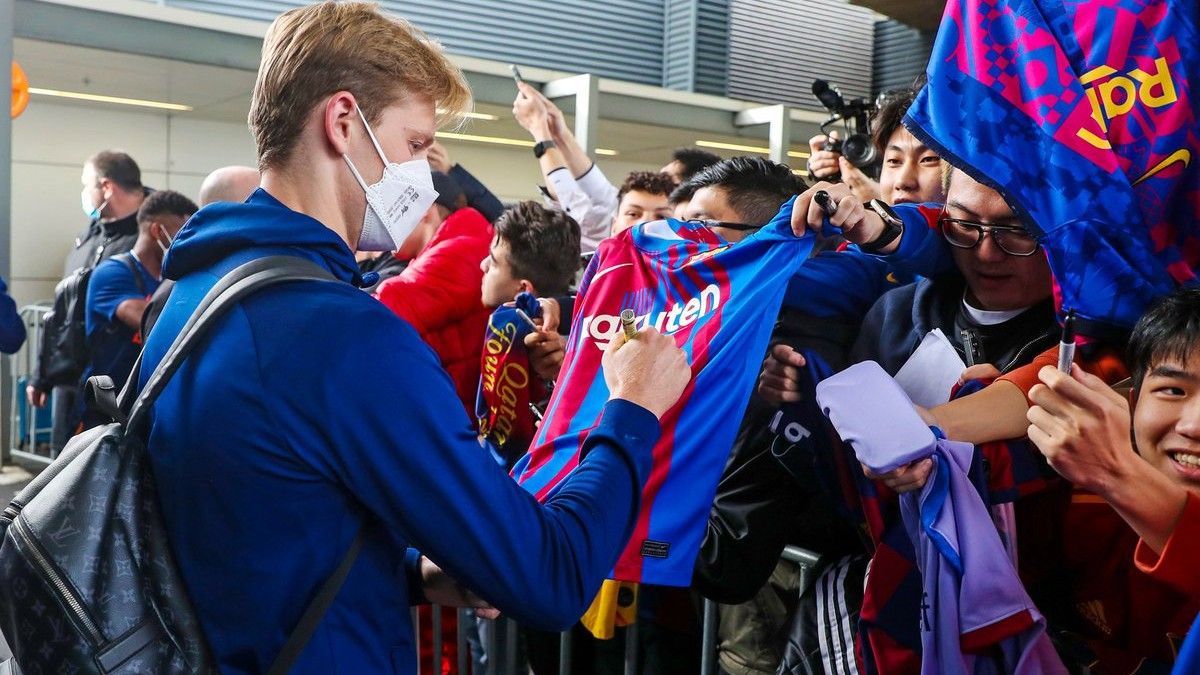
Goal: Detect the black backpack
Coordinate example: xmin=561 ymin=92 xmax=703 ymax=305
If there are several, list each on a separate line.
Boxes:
xmin=37 ymin=254 xmax=144 ymax=388
xmin=0 ymin=256 xmax=361 ymax=674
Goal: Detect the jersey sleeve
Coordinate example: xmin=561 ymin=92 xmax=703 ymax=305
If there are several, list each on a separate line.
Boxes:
xmin=85 ymin=259 xmax=142 ymax=335
xmin=996 ymin=346 xmax=1130 ymax=400
xmin=1133 ymin=491 xmax=1200 ymax=598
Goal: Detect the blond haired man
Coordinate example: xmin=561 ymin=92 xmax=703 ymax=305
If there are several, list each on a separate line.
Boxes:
xmin=139 ymin=3 xmax=690 ymax=672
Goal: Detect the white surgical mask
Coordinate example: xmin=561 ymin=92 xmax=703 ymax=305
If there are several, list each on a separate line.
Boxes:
xmin=156 ymin=229 xmax=174 ymax=256
xmin=81 ymin=191 xmax=107 ymax=220
xmin=343 ymin=106 xmax=438 ymax=252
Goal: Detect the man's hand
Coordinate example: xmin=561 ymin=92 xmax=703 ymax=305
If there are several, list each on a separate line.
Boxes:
xmin=535 ymin=297 xmax=561 ymax=335
xmin=959 ymin=363 xmax=1002 ymax=385
xmin=838 ymin=157 xmax=881 ymax=202
xmin=26 ymin=384 xmax=47 ymax=408
xmin=1027 ymin=364 xmax=1138 ymax=494
xmin=863 ymin=459 xmax=935 ymax=494
xmin=807 ymin=132 xmax=843 ymax=180
xmin=791 ymin=181 xmax=886 ymax=245
xmin=512 ymin=84 xmax=551 ymax=141
xmin=757 ymin=345 xmax=807 ymax=405
xmin=420 ymin=557 xmax=500 ymax=619
xmin=427 ymin=141 xmax=452 ymax=174
xmin=526 ymin=330 xmax=565 ymax=382
xmin=603 ymin=327 xmax=690 ymax=419
xmin=518 ymin=84 xmax=569 ymax=142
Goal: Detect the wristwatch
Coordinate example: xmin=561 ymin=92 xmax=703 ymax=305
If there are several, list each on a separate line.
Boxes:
xmin=859 ymin=199 xmax=904 ymax=253
xmin=533 ymin=140 xmax=557 ymax=159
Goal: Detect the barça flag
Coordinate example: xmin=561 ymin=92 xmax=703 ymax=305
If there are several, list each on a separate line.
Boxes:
xmin=512 ymin=199 xmax=814 ymax=585
xmin=906 ymin=0 xmax=1199 ymax=339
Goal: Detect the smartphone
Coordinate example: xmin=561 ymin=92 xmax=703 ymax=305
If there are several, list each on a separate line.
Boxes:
xmin=509 ymin=64 xmax=526 ymax=88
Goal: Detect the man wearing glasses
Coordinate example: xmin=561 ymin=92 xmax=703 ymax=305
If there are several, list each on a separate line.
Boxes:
xmin=770 ymin=166 xmax=1058 ymax=383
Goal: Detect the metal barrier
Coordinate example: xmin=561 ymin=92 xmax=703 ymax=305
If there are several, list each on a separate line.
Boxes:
xmin=5 ymin=304 xmax=53 ymax=467
xmin=416 ymin=547 xmax=821 ymax=675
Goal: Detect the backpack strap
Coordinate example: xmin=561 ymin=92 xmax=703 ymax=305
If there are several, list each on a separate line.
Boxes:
xmin=265 ymin=533 xmax=365 ymax=675
xmin=114 ymin=252 xmax=148 ymax=297
xmin=125 ymin=255 xmax=336 ymax=431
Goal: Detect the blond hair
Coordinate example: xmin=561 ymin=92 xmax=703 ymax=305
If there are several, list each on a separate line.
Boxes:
xmin=249 ymin=1 xmax=471 ymax=170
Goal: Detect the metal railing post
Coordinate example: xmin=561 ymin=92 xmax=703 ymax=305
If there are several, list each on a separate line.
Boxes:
xmin=623 ymin=621 xmax=638 ymax=675
xmin=700 ymin=598 xmax=719 ymax=675
xmin=558 ymin=629 xmax=573 ymax=675
xmin=458 ymin=610 xmax=470 ymax=675
xmin=431 ymin=605 xmax=442 ymax=674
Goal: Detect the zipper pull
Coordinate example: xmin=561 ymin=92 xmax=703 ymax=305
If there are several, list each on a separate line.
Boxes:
xmin=960 ymin=329 xmax=981 ymax=367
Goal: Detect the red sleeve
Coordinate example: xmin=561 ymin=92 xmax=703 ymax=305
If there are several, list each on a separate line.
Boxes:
xmin=1134 ymin=491 xmax=1200 ymax=598
xmin=997 ymin=346 xmax=1129 ymax=401
xmin=374 ymin=236 xmax=485 ymax=339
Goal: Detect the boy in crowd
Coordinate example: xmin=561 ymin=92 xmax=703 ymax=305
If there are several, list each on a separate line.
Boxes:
xmin=609 ymin=171 xmax=676 ymax=237
xmin=1027 ymin=288 xmax=1200 ymax=670
xmin=82 ymin=189 xmax=196 ymax=426
xmin=480 ymin=201 xmax=580 ymax=385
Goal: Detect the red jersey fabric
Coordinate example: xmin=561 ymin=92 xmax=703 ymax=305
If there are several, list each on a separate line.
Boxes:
xmin=1135 ymin=491 xmax=1200 ymax=600
xmin=1060 ymin=490 xmax=1198 ymax=673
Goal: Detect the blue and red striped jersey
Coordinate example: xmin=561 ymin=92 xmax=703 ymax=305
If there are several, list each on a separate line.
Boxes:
xmin=512 ymin=199 xmax=815 ymax=585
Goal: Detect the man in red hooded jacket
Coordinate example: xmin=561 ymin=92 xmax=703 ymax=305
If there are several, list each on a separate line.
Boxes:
xmin=374 ymin=171 xmax=494 ymax=415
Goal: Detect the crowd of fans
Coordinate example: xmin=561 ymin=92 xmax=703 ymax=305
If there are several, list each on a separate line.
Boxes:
xmin=2 ymin=2 xmax=1197 ymax=675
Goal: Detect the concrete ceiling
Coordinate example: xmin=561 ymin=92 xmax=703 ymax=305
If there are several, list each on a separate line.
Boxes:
xmin=12 ymin=38 xmax=823 ymax=168
xmin=850 ymin=0 xmax=946 ymax=31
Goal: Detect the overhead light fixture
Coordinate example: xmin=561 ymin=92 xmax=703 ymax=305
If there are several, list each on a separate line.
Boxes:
xmin=436 ymin=131 xmax=617 ymax=155
xmin=28 ymin=87 xmax=193 ymax=112
xmin=695 ymin=140 xmax=810 ymax=160
xmin=436 ymin=131 xmax=535 ymax=148
xmin=437 ymin=108 xmax=500 ymax=121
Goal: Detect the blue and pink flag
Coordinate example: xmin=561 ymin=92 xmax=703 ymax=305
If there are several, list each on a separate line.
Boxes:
xmin=906 ymin=0 xmax=1199 ymax=339
xmin=512 ymin=200 xmax=814 ymax=585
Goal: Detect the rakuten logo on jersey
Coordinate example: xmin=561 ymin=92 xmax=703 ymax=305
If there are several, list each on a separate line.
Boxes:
xmin=579 ymin=284 xmax=721 ymax=349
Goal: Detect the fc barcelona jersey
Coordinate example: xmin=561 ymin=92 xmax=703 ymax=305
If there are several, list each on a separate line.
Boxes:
xmin=512 ymin=199 xmax=815 ymax=585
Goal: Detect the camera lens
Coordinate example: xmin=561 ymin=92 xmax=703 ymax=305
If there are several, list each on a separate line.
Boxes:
xmin=822 ymin=138 xmax=844 ymax=154
xmin=841 ymin=133 xmax=878 ymax=168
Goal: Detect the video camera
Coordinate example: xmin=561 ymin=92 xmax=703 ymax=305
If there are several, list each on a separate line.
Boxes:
xmin=811 ymin=79 xmax=879 ymax=171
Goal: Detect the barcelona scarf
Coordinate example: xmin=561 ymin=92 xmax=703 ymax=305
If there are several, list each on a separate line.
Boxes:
xmin=512 ymin=198 xmax=815 ymax=585
xmin=906 ymin=0 xmax=1200 ymax=340
xmin=475 ymin=292 xmax=548 ymax=467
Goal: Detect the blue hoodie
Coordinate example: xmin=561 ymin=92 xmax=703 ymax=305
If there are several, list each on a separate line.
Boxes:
xmin=140 ymin=189 xmax=660 ymax=674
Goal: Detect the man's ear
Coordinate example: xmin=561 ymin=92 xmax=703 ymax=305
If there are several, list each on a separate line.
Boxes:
xmin=323 ymin=91 xmax=359 ymax=157
xmin=518 ymin=279 xmax=536 ymax=296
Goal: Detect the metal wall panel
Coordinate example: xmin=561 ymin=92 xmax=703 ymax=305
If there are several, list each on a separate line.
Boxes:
xmin=726 ymin=0 xmax=876 ymax=111
xmin=663 ymin=0 xmax=728 ymax=95
xmin=166 ymin=0 xmax=667 ymax=86
xmin=872 ymin=19 xmax=932 ymax=95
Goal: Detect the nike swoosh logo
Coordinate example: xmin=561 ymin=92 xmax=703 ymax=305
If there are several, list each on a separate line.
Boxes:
xmin=1133 ymin=149 xmax=1191 ymax=186
xmin=591 ymin=263 xmax=633 ymax=282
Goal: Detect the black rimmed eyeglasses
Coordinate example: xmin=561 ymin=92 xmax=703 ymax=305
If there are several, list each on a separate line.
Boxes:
xmin=685 ymin=219 xmax=760 ymax=234
xmin=938 ymin=215 xmax=1040 ymax=257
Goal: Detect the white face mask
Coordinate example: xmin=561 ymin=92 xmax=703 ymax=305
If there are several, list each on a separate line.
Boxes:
xmin=343 ymin=106 xmax=438 ymax=252
xmin=156 ymin=228 xmax=174 ymax=256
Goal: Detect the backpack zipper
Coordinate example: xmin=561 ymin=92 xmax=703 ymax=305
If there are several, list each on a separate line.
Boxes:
xmin=11 ymin=516 xmax=104 ymax=644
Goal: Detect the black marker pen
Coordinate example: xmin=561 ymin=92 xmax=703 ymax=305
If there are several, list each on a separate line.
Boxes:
xmin=1057 ymin=310 xmax=1077 ymax=373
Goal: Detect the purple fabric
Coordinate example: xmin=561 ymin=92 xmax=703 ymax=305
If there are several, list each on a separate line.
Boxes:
xmin=902 ymin=440 xmax=1067 ymax=675
xmin=816 ymin=362 xmax=1066 ymax=674
xmin=815 ymin=361 xmax=937 ymax=473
